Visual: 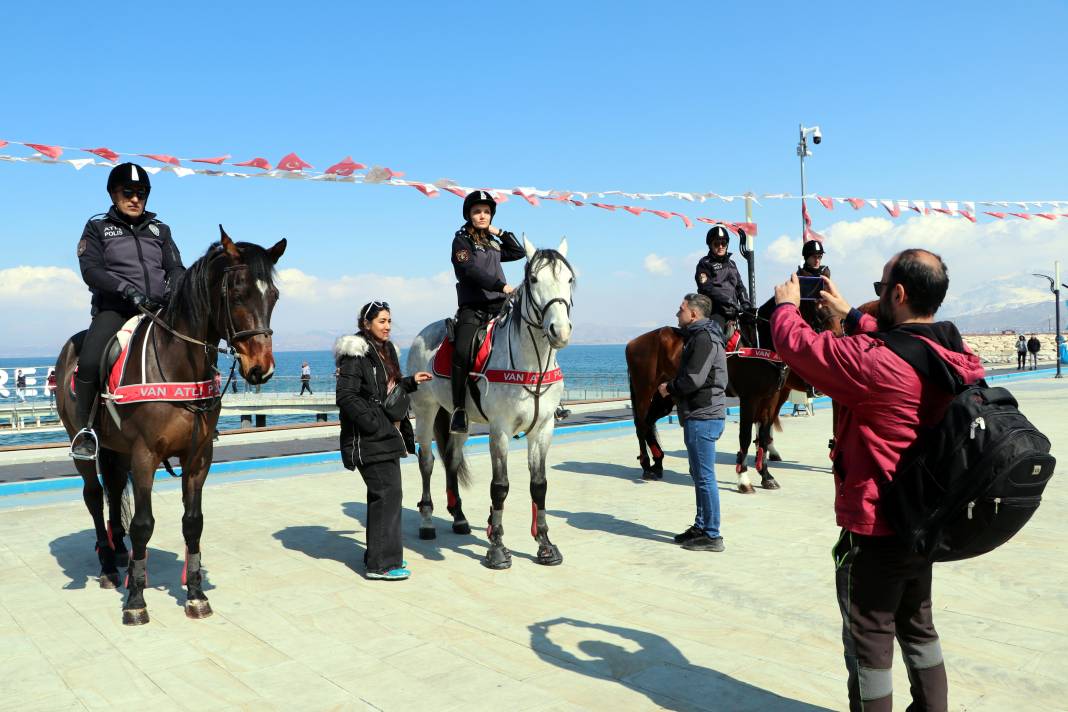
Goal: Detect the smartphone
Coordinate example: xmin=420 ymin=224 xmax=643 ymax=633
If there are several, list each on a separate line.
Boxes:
xmin=798 ymin=275 xmax=824 ymax=301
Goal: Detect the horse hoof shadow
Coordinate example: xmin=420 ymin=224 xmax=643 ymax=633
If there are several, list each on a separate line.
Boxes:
xmin=122 ymin=608 xmax=150 ymax=626
xmin=419 ymin=527 xmax=437 ymax=540
xmin=641 ymin=471 xmax=663 ymax=481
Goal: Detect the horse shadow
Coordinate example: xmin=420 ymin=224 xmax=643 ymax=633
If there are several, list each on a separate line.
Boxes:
xmin=554 ymin=453 xmax=749 ymax=493
xmin=272 ymin=523 xmax=366 ymax=574
xmin=48 ymin=529 xmax=212 ymax=606
xmin=529 ymin=618 xmax=834 ymax=712
xmin=547 ymin=510 xmax=675 ymax=544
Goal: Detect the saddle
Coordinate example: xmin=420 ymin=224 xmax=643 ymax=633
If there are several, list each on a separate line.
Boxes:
xmin=69 ymin=314 xmax=146 ymax=400
xmin=432 ymin=318 xmax=496 ymax=380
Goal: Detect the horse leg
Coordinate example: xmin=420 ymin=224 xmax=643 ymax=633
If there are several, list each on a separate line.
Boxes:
xmin=416 ymin=408 xmax=438 ymax=540
xmin=434 ymin=407 xmax=471 ymax=535
xmin=758 ymin=420 xmax=781 ymax=490
xmin=736 ymin=406 xmax=755 ymax=494
xmin=180 ymin=445 xmax=213 ymax=619
xmin=483 ymin=428 xmax=512 ymax=570
xmin=103 ymin=450 xmax=130 ymax=569
xmin=76 ymin=458 xmax=119 ymax=589
xmin=527 ymin=422 xmax=562 ymax=566
xmin=123 ymin=448 xmax=157 ymax=626
xmin=646 ymin=394 xmax=673 ymax=479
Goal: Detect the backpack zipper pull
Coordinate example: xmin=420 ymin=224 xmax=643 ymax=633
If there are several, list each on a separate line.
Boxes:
xmin=970 ymin=417 xmax=986 ymax=439
xmin=994 ymin=497 xmax=1000 ymax=514
xmin=967 ymin=501 xmax=975 ymax=520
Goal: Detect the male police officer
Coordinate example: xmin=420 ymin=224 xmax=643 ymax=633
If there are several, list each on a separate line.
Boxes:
xmin=695 ymin=224 xmax=752 ymax=333
xmin=798 ymin=239 xmax=830 ymax=279
xmin=71 ymin=162 xmax=185 ymax=459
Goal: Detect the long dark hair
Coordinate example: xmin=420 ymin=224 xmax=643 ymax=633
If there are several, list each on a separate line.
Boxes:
xmin=357 ymin=301 xmax=402 ymax=385
xmin=464 ymin=223 xmax=496 ymax=249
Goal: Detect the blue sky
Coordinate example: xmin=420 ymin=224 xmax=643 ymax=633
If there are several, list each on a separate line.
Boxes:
xmin=1 ymin=2 xmax=1066 ymax=353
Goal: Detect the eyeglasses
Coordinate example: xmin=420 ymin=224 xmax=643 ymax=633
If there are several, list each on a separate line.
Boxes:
xmin=873 ymin=281 xmax=892 ymax=296
xmin=121 ymin=188 xmax=148 ymax=200
xmin=711 ymin=240 xmax=729 ymax=247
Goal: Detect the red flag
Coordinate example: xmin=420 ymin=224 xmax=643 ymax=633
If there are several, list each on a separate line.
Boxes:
xmin=85 ymin=147 xmax=119 ymax=162
xmin=931 ymin=208 xmax=953 ymax=215
xmin=0 ymin=140 xmax=8 ymax=149
xmin=816 ymin=196 xmax=834 ymax=210
xmin=1035 ymin=213 xmax=1057 ymax=220
xmin=671 ymin=212 xmax=694 ymax=229
xmin=959 ymin=211 xmax=977 ymax=223
xmin=881 ymin=202 xmax=901 ymax=218
xmin=846 ymin=197 xmax=865 ymax=210
xmin=1008 ymin=213 xmax=1032 ymax=220
xmin=408 ymin=182 xmax=438 ymax=197
xmin=276 ymin=152 xmax=312 ymax=171
xmin=442 ymin=186 xmax=467 ymax=198
xmin=984 ymin=212 xmax=1006 ymax=219
xmin=623 ymin=206 xmax=644 ymax=216
xmin=24 ymin=143 xmax=63 ymax=159
xmin=592 ymin=203 xmax=617 ymax=211
xmin=739 ymin=222 xmax=758 ymax=236
xmin=325 ymin=156 xmax=366 ymax=176
xmin=512 ymin=188 xmax=540 ymax=206
xmin=190 ymin=155 xmax=230 ymax=165
xmin=234 ymin=157 xmax=272 ymax=170
xmin=568 ymin=199 xmax=586 ymax=207
xmin=140 ymin=153 xmax=180 ymax=166
xmin=646 ymin=209 xmax=672 ymax=219
xmin=695 ymin=217 xmax=717 ymax=224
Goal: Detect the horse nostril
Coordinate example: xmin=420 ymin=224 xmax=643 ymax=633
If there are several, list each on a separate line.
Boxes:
xmin=549 ymin=324 xmax=557 ymax=338
xmin=248 ymin=365 xmax=263 ymax=383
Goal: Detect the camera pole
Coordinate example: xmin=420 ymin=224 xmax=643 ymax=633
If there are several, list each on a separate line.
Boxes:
xmin=798 ymin=123 xmax=809 ymax=240
xmin=1032 ymin=260 xmax=1063 ymax=378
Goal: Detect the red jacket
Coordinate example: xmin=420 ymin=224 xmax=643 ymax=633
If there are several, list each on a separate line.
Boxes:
xmin=770 ymin=305 xmax=985 ymax=535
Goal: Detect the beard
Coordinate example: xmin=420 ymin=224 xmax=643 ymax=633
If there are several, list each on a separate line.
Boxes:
xmin=876 ymin=292 xmax=895 ymax=331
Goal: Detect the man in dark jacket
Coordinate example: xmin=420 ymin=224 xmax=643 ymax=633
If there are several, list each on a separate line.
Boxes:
xmin=71 ymin=162 xmax=185 ymax=459
xmin=658 ymin=293 xmax=728 ymax=552
xmin=449 ymin=191 xmax=526 ymax=434
xmin=771 ymin=249 xmax=984 ymax=712
xmin=1027 ymin=334 xmax=1041 ymax=370
xmin=695 ymin=224 xmax=752 ymax=333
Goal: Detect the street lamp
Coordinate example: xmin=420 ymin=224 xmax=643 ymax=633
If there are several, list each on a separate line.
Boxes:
xmin=797 ymin=124 xmax=822 ymax=239
xmin=1032 ymin=259 xmax=1063 ymax=378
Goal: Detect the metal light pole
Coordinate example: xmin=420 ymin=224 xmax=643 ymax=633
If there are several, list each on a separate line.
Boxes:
xmin=797 ymin=123 xmax=822 ymax=238
xmin=1032 ymin=260 xmax=1063 ymax=378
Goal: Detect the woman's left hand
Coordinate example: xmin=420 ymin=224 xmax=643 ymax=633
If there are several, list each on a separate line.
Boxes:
xmin=414 ymin=372 xmax=433 ymax=383
xmin=488 ymin=225 xmax=502 ymax=237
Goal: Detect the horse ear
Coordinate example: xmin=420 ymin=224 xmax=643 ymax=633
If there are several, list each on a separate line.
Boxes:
xmin=557 ymin=236 xmax=568 ymax=258
xmin=523 ymin=235 xmax=537 ymax=260
xmin=268 ymin=238 xmax=287 ymax=264
xmin=219 ymin=225 xmax=240 ymax=259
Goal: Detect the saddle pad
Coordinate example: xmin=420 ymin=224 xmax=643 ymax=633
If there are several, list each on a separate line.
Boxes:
xmin=432 ymin=320 xmax=497 ymax=379
xmin=107 ymin=316 xmax=219 ymax=403
xmin=726 ymin=330 xmax=742 ymax=352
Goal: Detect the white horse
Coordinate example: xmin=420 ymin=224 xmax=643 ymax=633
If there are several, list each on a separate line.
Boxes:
xmin=406 ymin=237 xmax=574 ymax=569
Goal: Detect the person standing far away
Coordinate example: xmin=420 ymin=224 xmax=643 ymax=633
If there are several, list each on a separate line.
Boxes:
xmin=657 ymin=293 xmax=728 ymax=552
xmin=1027 ymin=334 xmax=1041 ymax=370
xmin=15 ymin=369 xmax=26 ymax=402
xmin=299 ymin=361 xmax=313 ymax=395
xmin=770 ymin=249 xmax=985 ymax=712
xmin=334 ymin=301 xmax=432 ymax=580
xmin=1016 ymin=334 xmax=1028 ymax=370
xmin=47 ymin=368 xmax=57 ymax=407
xmin=448 ymin=190 xmax=526 ymax=434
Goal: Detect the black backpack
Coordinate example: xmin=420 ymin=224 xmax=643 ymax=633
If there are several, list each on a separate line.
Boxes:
xmin=877 ymin=330 xmax=1056 ymax=563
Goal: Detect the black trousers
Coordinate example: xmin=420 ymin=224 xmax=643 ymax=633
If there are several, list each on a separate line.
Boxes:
xmin=357 ymin=458 xmax=403 ymax=574
xmin=299 ymin=378 xmax=313 ymax=395
xmin=452 ymin=306 xmax=493 ymax=410
xmin=1018 ymin=352 xmax=1026 ymax=369
xmin=833 ymin=531 xmax=948 ymax=712
xmin=76 ymin=309 xmax=135 ymax=429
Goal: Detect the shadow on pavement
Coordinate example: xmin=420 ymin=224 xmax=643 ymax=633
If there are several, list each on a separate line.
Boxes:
xmin=529 ymin=617 xmax=835 ymax=712
xmin=548 ymin=509 xmax=675 ymax=544
xmin=273 ymin=524 xmax=365 ymax=574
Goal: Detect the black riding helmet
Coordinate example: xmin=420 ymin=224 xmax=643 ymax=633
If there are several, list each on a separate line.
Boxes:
xmin=802 ymin=239 xmax=825 ymax=259
xmin=705 ymin=224 xmax=731 ymax=249
xmin=463 ymin=190 xmax=496 ymax=222
xmin=106 ymin=162 xmax=151 ymax=196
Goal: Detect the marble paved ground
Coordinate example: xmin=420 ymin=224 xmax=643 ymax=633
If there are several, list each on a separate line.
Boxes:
xmin=0 ymin=378 xmax=1065 ymax=711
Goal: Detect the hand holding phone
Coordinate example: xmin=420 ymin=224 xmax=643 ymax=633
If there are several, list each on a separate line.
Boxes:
xmin=798 ymin=276 xmax=825 ymax=301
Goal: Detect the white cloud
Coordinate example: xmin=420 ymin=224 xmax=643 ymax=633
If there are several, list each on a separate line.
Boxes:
xmin=0 ymin=266 xmax=88 ymax=355
xmin=643 ymin=253 xmax=672 ymax=277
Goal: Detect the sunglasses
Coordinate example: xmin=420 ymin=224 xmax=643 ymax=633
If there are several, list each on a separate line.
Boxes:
xmin=873 ymin=281 xmax=892 ymax=296
xmin=121 ymin=188 xmax=148 ymax=200
xmin=711 ymin=240 xmax=729 ymax=247
xmin=361 ymin=300 xmax=390 ymax=321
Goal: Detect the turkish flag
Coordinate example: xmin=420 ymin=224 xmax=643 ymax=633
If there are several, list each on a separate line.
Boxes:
xmin=234 ymin=157 xmax=272 ymax=170
xmin=1035 ymin=213 xmax=1057 ymax=220
xmin=959 ymin=211 xmax=977 ymax=223
xmin=984 ymin=212 xmax=1006 ymax=219
xmin=442 ymin=186 xmax=468 ymax=198
xmin=623 ymin=206 xmax=644 ymax=216
xmin=846 ymin=197 xmax=865 ymax=210
xmin=671 ymin=212 xmax=694 ymax=229
xmin=140 ymin=153 xmax=180 ymax=166
xmin=24 ymin=143 xmax=63 ymax=159
xmin=190 ymin=155 xmax=231 ymax=165
xmin=816 ymin=196 xmax=834 ymax=210
xmin=276 ymin=152 xmax=312 ymax=171
xmin=325 ymin=156 xmax=366 ymax=176
xmin=0 ymin=140 xmax=7 ymax=149
xmin=85 ymin=147 xmax=120 ymax=162
xmin=646 ymin=209 xmax=672 ymax=219
xmin=1008 ymin=213 xmax=1032 ymax=220
xmin=408 ymin=182 xmax=439 ymax=197
xmin=591 ymin=203 xmax=617 ymax=211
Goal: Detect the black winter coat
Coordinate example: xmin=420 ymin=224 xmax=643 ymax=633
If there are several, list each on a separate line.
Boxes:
xmin=334 ymin=334 xmax=418 ymax=470
xmin=695 ymin=252 xmax=751 ymax=317
xmin=451 ymin=226 xmax=526 ymax=309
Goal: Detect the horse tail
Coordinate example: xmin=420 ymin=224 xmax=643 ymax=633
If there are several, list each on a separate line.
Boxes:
xmin=772 ymin=415 xmax=783 ymax=432
xmin=433 ymin=407 xmax=471 ymax=490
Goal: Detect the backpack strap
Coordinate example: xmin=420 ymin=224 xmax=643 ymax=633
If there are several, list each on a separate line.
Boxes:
xmin=873 ymin=330 xmax=965 ymax=394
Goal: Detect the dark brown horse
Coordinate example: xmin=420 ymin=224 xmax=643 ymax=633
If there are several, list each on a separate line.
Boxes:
xmin=625 ymin=297 xmax=841 ymax=491
xmin=55 ymin=229 xmax=285 ymax=625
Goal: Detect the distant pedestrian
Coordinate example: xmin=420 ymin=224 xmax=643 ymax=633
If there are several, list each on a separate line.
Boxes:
xmin=299 ymin=361 xmax=313 ymax=395
xmin=15 ymin=369 xmax=26 ymax=402
xmin=1027 ymin=335 xmax=1041 ymax=370
xmin=46 ymin=369 xmax=57 ymax=406
xmin=658 ymin=293 xmax=727 ymax=552
xmin=1016 ymin=335 xmax=1027 ymax=370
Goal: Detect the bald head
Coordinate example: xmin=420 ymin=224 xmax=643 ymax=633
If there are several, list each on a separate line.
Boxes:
xmin=885 ymin=248 xmax=949 ymax=317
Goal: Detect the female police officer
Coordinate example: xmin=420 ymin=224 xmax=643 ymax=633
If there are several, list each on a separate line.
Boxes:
xmin=448 ymin=191 xmax=525 ymax=433
xmin=70 ymin=162 xmax=185 ymax=459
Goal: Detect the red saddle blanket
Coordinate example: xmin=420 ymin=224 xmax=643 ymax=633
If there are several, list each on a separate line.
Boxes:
xmin=432 ymin=320 xmax=564 ymax=385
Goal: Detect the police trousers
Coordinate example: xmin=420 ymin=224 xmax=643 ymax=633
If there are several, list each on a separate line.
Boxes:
xmin=451 ymin=306 xmax=494 ymax=410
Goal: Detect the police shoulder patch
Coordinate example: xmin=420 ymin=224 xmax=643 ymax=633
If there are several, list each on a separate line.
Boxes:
xmin=77 ymin=239 xmax=87 ymax=257
xmin=455 ymin=249 xmax=470 ymax=263
xmin=698 ymin=272 xmax=708 ymax=284
xmin=148 ymin=224 xmax=160 ymax=237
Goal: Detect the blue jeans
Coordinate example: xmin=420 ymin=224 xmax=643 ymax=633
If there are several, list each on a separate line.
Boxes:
xmin=683 ymin=417 xmax=725 ymax=538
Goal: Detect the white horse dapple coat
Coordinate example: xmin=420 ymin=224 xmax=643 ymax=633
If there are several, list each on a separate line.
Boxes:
xmin=406 ymin=237 xmax=574 ymax=569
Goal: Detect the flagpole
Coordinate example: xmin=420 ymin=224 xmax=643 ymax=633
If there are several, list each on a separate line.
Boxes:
xmin=798 ymin=123 xmax=808 ymax=240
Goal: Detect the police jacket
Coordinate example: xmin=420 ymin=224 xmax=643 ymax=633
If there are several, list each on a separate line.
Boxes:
xmin=78 ymin=207 xmax=185 ymax=313
xmin=451 ymin=226 xmax=526 ymax=309
xmin=695 ymin=252 xmax=751 ymax=317
xmin=797 ymin=264 xmax=831 ymax=278
xmin=666 ymin=318 xmax=727 ymax=422
xmin=334 ymin=333 xmax=418 ymax=470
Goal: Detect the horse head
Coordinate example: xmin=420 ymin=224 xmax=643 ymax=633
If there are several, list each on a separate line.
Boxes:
xmin=215 ymin=226 xmax=286 ymax=385
xmin=521 ymin=236 xmax=574 ymax=350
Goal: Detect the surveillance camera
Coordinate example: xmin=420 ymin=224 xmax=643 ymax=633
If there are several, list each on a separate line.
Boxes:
xmin=812 ymin=127 xmax=822 ymax=144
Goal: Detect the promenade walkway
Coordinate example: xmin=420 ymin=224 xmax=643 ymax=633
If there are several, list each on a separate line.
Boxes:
xmin=0 ymin=378 xmax=1064 ymax=710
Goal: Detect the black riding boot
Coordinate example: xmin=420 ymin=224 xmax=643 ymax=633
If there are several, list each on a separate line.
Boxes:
xmin=71 ymin=376 xmax=99 ymax=460
xmin=450 ymin=358 xmax=469 ymax=434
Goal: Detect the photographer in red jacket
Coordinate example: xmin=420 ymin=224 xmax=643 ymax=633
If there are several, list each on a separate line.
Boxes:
xmin=770 ymin=249 xmax=984 ymax=712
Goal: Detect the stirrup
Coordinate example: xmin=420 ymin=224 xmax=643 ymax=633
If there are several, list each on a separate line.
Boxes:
xmin=450 ymin=409 xmax=468 ymax=434
xmin=70 ymin=428 xmax=99 ymax=461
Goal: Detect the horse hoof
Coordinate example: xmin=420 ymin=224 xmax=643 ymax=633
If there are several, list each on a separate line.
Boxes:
xmin=114 ymin=551 xmax=129 ymax=569
xmin=99 ymin=573 xmax=120 ymax=589
xmin=769 ymin=453 xmax=783 ymax=462
xmin=122 ymin=608 xmax=150 ymax=626
xmin=483 ymin=546 xmax=512 ymax=570
xmin=419 ymin=527 xmax=437 ymax=540
xmin=536 ymin=545 xmax=563 ymax=566
xmin=761 ymin=478 xmax=781 ymax=490
xmin=641 ymin=471 xmax=662 ymax=481
xmin=452 ymin=521 xmax=471 ymax=535
xmin=185 ymin=599 xmax=214 ymax=619
xmin=738 ymin=483 xmax=755 ymax=494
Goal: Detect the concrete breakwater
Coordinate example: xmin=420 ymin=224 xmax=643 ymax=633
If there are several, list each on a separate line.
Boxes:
xmin=962 ymin=331 xmax=1060 ymax=366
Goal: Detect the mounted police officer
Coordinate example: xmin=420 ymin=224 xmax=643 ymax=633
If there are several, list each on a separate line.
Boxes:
xmin=797 ymin=239 xmax=830 ymax=279
xmin=70 ymin=162 xmax=185 ymax=460
xmin=449 ymin=190 xmax=525 ymax=434
xmin=695 ymin=224 xmax=752 ymax=334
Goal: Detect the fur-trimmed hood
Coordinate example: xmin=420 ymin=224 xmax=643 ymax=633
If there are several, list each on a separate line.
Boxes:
xmin=334 ymin=333 xmax=401 ymax=365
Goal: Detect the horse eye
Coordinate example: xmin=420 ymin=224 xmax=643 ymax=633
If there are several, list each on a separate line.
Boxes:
xmin=530 ymin=277 xmax=539 ymax=284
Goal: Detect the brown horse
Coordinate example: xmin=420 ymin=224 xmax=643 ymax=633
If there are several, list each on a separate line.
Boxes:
xmin=55 ymin=229 xmax=285 ymax=625
xmin=625 ymin=297 xmax=840 ymax=490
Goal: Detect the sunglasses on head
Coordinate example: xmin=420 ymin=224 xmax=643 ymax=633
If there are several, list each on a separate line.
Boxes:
xmin=361 ymin=300 xmax=390 ymax=321
xmin=121 ymin=188 xmax=148 ymax=200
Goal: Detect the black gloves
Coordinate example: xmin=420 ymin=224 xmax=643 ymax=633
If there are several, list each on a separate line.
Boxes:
xmin=721 ymin=304 xmax=738 ymax=320
xmin=122 ymin=285 xmax=148 ymax=307
xmin=739 ymin=310 xmax=757 ymax=325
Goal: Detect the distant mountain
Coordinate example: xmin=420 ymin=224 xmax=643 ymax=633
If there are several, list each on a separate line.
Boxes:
xmin=944 ymin=299 xmax=1064 ymax=334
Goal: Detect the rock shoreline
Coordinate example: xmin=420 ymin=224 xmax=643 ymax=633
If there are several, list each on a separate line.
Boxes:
xmin=962 ymin=331 xmax=1060 ymax=366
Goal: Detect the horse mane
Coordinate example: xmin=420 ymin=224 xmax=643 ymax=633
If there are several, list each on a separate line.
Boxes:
xmin=164 ymin=241 xmax=277 ymax=336
xmin=525 ymin=249 xmax=575 ymax=283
